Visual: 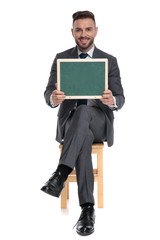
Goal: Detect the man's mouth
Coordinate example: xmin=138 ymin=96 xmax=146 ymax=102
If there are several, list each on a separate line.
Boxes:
xmin=79 ymin=38 xmax=89 ymax=44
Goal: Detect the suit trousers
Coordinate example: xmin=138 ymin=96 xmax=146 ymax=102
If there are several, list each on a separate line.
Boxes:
xmin=59 ymin=105 xmax=106 ymax=206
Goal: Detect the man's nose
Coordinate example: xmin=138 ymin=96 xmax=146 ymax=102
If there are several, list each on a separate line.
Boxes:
xmin=81 ymin=30 xmax=87 ymax=37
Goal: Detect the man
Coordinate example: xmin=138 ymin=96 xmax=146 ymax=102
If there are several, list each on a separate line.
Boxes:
xmin=41 ymin=11 xmax=125 ymax=236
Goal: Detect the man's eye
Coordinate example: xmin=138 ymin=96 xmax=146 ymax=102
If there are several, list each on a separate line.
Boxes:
xmin=86 ymin=28 xmax=91 ymax=32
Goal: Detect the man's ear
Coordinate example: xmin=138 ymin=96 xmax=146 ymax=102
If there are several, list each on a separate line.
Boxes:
xmin=71 ymin=28 xmax=74 ymax=37
xmin=95 ymin=26 xmax=98 ymax=37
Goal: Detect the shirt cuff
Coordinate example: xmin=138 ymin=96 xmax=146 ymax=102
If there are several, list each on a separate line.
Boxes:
xmin=108 ymin=96 xmax=118 ymax=110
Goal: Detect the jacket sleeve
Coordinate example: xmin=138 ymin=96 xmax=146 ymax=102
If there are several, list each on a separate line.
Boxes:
xmin=108 ymin=57 xmax=125 ymax=110
xmin=44 ymin=55 xmax=58 ymax=107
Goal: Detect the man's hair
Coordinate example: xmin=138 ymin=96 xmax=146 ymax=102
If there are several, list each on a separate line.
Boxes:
xmin=72 ymin=11 xmax=96 ymax=24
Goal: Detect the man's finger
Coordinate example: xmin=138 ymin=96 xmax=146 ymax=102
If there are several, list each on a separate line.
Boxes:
xmin=56 ymin=91 xmax=65 ymax=95
xmin=102 ymin=93 xmax=110 ymax=99
xmin=53 ymin=90 xmax=65 ymax=95
xmin=103 ymin=89 xmax=111 ymax=94
xmin=57 ymin=95 xmax=66 ymax=99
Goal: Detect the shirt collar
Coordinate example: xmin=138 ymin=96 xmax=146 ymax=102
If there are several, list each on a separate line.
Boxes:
xmin=77 ymin=45 xmax=95 ymax=58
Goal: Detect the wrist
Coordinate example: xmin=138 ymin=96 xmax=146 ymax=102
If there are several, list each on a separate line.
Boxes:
xmin=108 ymin=96 xmax=118 ymax=110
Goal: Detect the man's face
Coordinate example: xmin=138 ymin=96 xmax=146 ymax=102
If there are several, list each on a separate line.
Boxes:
xmin=71 ymin=18 xmax=98 ymax=52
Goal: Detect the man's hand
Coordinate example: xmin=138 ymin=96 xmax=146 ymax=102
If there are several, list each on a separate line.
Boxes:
xmin=100 ymin=89 xmax=115 ymax=106
xmin=51 ymin=83 xmax=66 ymax=105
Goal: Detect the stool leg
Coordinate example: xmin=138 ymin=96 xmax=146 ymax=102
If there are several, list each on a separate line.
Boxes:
xmin=60 ymin=146 xmax=67 ymax=208
xmin=67 ymin=181 xmax=69 ymax=199
xmin=97 ymin=149 xmax=103 ymax=208
xmin=61 ymin=180 xmax=68 ymax=208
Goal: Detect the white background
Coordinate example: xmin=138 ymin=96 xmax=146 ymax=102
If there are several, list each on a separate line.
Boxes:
xmin=0 ymin=0 xmax=160 ymax=239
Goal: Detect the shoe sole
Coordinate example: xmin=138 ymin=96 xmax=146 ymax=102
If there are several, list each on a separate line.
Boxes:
xmin=41 ymin=186 xmax=62 ymax=198
xmin=76 ymin=229 xmax=94 ymax=236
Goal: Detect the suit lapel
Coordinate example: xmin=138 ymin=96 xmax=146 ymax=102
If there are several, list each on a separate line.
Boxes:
xmin=70 ymin=46 xmax=79 ymax=58
xmin=92 ymin=46 xmax=102 ymax=58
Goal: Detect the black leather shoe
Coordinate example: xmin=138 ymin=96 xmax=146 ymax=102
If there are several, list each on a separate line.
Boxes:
xmin=76 ymin=206 xmax=95 ymax=236
xmin=41 ymin=171 xmax=65 ymax=197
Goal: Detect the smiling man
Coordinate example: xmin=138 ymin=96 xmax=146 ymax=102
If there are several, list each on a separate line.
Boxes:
xmin=41 ymin=11 xmax=125 ymax=236
xmin=71 ymin=14 xmax=98 ymax=52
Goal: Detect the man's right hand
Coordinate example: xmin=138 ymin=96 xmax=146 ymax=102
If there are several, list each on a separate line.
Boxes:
xmin=51 ymin=89 xmax=66 ymax=105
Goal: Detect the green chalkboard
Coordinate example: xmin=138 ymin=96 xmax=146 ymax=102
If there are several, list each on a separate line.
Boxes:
xmin=57 ymin=59 xmax=108 ymax=99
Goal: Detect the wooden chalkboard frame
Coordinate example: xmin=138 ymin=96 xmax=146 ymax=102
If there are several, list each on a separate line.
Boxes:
xmin=57 ymin=58 xmax=108 ymax=99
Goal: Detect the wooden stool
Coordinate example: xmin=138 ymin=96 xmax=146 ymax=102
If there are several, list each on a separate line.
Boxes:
xmin=59 ymin=143 xmax=104 ymax=208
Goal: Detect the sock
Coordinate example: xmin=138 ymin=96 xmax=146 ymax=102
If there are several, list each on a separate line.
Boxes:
xmin=80 ymin=202 xmax=94 ymax=209
xmin=56 ymin=164 xmax=72 ymax=180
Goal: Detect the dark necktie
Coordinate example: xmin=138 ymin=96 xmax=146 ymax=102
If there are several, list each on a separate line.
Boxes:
xmin=77 ymin=53 xmax=88 ymax=107
xmin=79 ymin=53 xmax=88 ymax=59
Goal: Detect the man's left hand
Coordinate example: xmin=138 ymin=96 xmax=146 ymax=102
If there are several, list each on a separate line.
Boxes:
xmin=100 ymin=90 xmax=115 ymax=106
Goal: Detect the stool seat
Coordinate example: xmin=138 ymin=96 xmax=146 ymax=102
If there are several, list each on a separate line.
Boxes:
xmin=59 ymin=143 xmax=104 ymax=208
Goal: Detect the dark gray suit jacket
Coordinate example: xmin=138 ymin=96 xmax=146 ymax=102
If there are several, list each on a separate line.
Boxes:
xmin=44 ymin=46 xmax=125 ymax=147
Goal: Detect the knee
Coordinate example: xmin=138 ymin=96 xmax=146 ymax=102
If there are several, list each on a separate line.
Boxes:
xmin=75 ymin=105 xmax=88 ymax=115
xmin=73 ymin=105 xmax=90 ymax=122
